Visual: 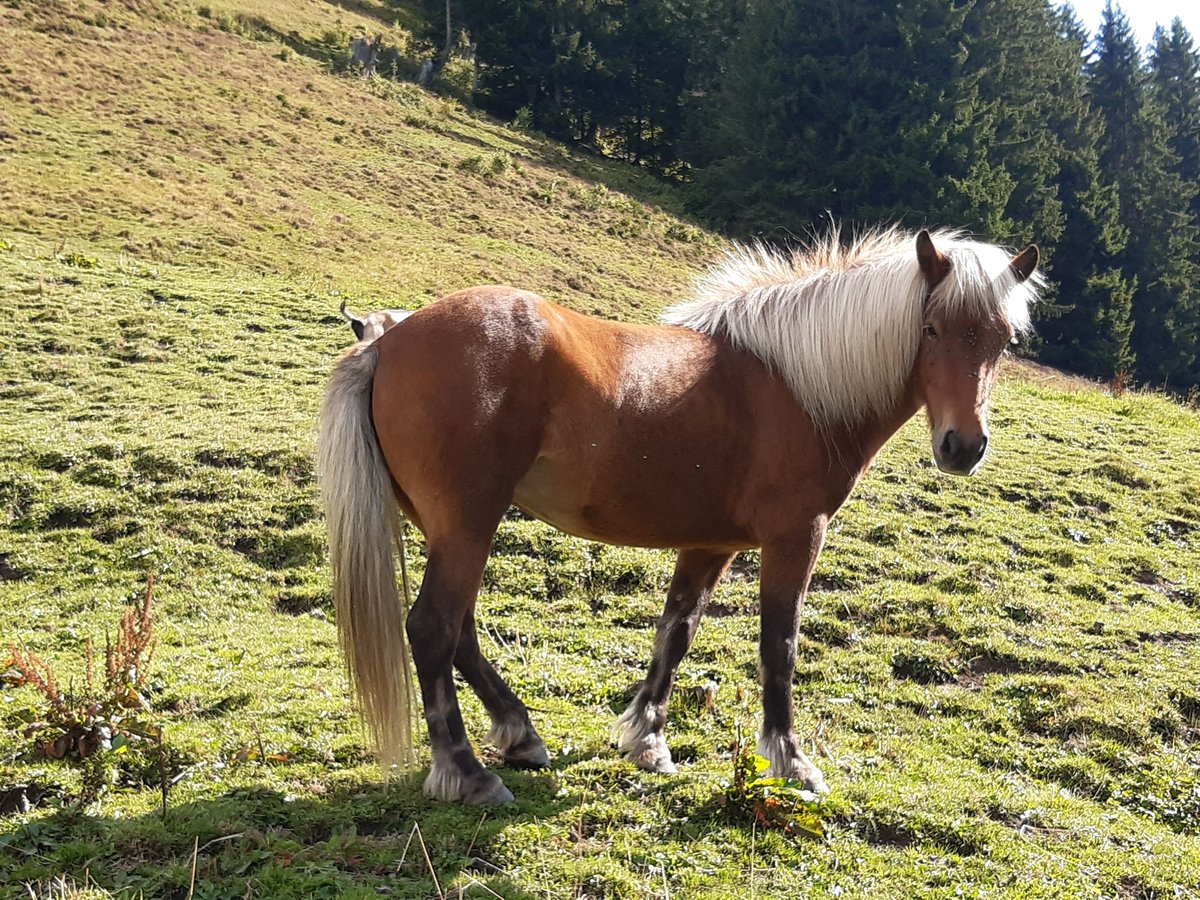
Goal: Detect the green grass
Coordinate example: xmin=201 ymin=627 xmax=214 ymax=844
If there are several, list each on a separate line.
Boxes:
xmin=3 ymin=1 xmax=1200 ymax=897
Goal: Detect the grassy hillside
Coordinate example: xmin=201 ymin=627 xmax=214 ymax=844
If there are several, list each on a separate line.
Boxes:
xmin=3 ymin=1 xmax=1200 ymax=898
xmin=0 ymin=0 xmax=710 ymax=317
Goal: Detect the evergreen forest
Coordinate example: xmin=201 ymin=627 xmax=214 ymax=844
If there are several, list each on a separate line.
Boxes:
xmin=423 ymin=0 xmax=1200 ymax=392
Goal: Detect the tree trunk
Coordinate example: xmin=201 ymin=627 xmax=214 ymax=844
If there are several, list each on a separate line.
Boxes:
xmin=428 ymin=0 xmax=453 ymax=86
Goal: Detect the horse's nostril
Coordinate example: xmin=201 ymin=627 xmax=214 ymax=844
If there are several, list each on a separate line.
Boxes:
xmin=940 ymin=430 xmax=960 ymax=460
xmin=976 ymin=434 xmax=989 ymax=462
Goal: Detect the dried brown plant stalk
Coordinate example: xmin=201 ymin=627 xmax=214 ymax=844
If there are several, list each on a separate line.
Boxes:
xmin=106 ymin=573 xmax=156 ymax=693
xmin=7 ymin=575 xmax=160 ymax=760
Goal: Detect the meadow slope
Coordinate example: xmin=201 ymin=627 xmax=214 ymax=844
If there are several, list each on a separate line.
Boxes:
xmin=2 ymin=2 xmax=1200 ymax=898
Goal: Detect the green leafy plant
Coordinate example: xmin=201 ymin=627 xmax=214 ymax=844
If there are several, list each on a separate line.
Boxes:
xmin=58 ymin=250 xmax=98 ymax=269
xmin=511 ymin=105 xmax=534 ymax=131
xmin=722 ymin=739 xmax=825 ymax=838
xmin=457 ymin=152 xmax=514 ymax=178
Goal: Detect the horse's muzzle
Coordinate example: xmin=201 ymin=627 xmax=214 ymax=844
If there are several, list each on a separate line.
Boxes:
xmin=934 ymin=429 xmax=988 ymax=476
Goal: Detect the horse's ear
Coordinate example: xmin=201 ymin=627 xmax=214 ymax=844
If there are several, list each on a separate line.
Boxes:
xmin=1010 ymin=244 xmax=1039 ymax=283
xmin=916 ymin=230 xmax=951 ymax=289
xmin=340 ymin=300 xmax=366 ymax=340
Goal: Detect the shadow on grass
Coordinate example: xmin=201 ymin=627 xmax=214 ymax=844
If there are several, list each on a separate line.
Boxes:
xmin=0 ymin=767 xmax=566 ymax=898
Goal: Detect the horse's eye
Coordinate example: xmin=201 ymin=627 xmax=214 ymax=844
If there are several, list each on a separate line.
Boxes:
xmin=922 ymin=324 xmax=938 ymax=339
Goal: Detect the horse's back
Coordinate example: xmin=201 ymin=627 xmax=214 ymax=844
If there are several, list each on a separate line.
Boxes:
xmin=372 ymin=285 xmax=720 ymax=405
xmin=368 ymin=286 xmax=823 ymax=549
xmin=375 ymin=285 xmax=550 ymax=361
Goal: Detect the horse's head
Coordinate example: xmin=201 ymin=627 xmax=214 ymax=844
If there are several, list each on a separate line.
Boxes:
xmin=340 ymin=301 xmax=414 ymax=343
xmin=913 ymin=231 xmax=1039 ymax=476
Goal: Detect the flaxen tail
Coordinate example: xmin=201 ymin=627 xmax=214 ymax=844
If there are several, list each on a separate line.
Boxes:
xmin=318 ymin=343 xmax=416 ymax=768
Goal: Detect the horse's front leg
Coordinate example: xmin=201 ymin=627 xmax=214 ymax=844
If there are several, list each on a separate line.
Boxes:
xmin=758 ymin=521 xmax=829 ymax=794
xmin=616 ymin=549 xmax=733 ymax=773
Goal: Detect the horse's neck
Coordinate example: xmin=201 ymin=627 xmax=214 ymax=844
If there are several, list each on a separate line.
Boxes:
xmin=839 ymin=381 xmax=924 ymax=480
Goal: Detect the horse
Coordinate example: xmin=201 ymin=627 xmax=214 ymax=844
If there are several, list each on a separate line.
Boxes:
xmin=318 ymin=228 xmax=1042 ymax=805
xmin=339 ymin=300 xmax=412 ymax=342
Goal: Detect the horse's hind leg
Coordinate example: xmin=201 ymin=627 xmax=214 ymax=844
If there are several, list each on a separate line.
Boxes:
xmin=407 ymin=534 xmax=514 ymax=805
xmin=615 ymin=549 xmax=733 ymax=773
xmin=455 ymin=612 xmax=551 ymax=768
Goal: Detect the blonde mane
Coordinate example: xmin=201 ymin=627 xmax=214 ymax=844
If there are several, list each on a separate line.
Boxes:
xmin=661 ymin=228 xmax=1044 ymax=428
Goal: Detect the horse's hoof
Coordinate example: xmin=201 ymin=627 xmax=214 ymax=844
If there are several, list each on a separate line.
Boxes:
xmin=462 ymin=771 xmax=514 ymax=806
xmin=801 ymin=764 xmax=829 ymax=796
xmin=613 ymin=706 xmax=676 ymax=774
xmin=783 ymin=756 xmax=829 ymax=795
xmin=648 ymin=755 xmax=677 ymax=775
xmin=504 ymin=737 xmax=551 ymax=769
xmin=624 ymin=744 xmax=676 ymax=774
xmin=758 ymin=734 xmax=830 ymax=795
xmin=488 ymin=722 xmax=551 ymax=769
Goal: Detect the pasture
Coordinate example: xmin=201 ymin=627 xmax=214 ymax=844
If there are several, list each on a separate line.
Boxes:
xmin=2 ymin=0 xmax=1200 ymax=896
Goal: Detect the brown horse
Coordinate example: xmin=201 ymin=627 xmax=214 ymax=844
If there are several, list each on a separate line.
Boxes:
xmin=318 ymin=228 xmax=1042 ymax=805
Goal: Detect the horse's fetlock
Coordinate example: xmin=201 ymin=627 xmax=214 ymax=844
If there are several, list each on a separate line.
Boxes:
xmin=613 ymin=701 xmax=676 ymax=773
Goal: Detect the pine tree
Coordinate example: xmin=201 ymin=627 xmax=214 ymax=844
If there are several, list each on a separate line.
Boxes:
xmin=1152 ymin=20 xmax=1200 ymax=215
xmin=449 ymin=0 xmax=618 ymax=142
xmin=590 ymin=0 xmax=705 ymax=174
xmin=440 ymin=1 xmax=732 ymax=175
xmin=687 ymin=0 xmax=1005 ymax=238
xmin=1091 ymin=3 xmax=1199 ymax=389
xmin=1030 ymin=6 xmax=1135 ymax=377
xmin=1149 ymin=20 xmax=1200 ymax=387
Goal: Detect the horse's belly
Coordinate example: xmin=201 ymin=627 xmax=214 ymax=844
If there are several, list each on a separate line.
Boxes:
xmin=512 ymin=453 xmax=755 ymax=551
xmin=511 ymin=457 xmax=597 ymax=538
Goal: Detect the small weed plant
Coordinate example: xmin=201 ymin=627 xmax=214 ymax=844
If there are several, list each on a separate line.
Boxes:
xmin=7 ymin=577 xmax=159 ymax=765
xmin=57 ymin=250 xmax=98 ymax=269
xmin=722 ymin=737 xmax=826 ymax=839
xmin=1109 ymin=369 xmax=1130 ymax=397
xmin=456 ymin=152 xmax=513 ymax=178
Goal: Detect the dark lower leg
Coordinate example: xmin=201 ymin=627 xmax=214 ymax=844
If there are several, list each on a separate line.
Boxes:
xmin=758 ymin=531 xmax=827 ymax=793
xmin=616 ymin=549 xmax=732 ymax=772
xmin=408 ymin=548 xmax=512 ymax=804
xmin=454 ymin=618 xmax=549 ymax=767
xmin=758 ymin=616 xmax=821 ymax=785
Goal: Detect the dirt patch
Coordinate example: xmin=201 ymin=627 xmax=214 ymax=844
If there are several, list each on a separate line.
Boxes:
xmin=0 ymin=554 xmax=28 ymax=581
